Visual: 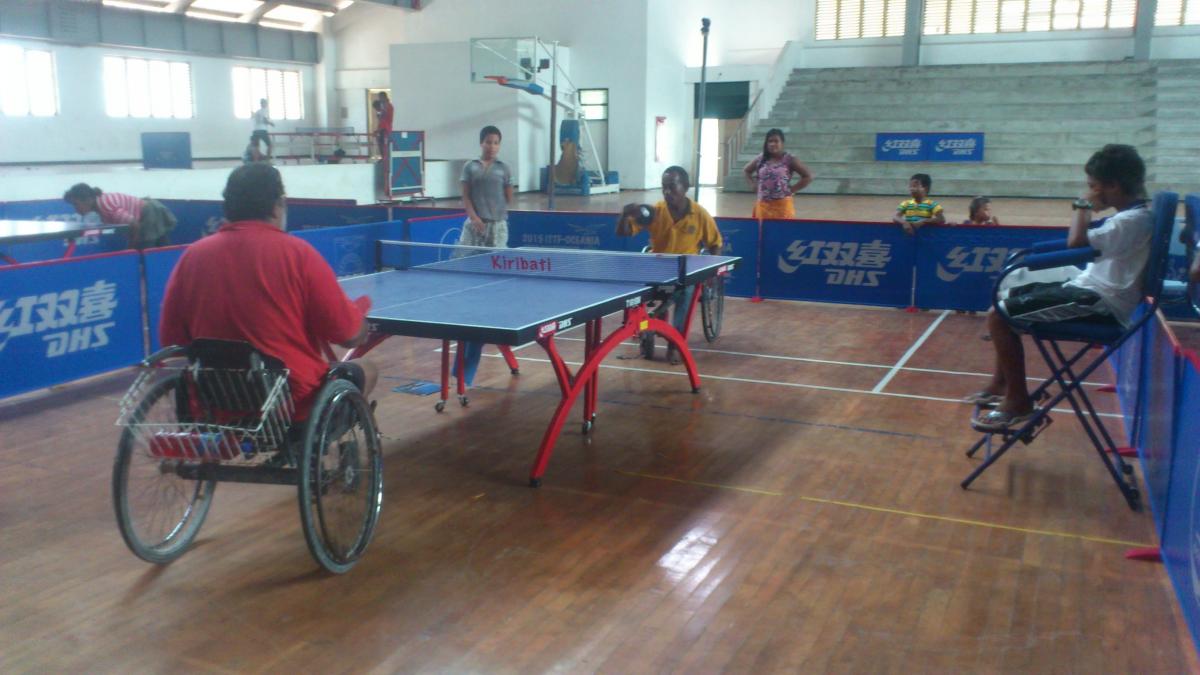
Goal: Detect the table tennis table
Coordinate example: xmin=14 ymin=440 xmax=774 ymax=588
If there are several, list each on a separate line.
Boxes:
xmin=339 ymin=241 xmax=740 ymax=486
xmin=0 ymin=220 xmax=127 ymax=265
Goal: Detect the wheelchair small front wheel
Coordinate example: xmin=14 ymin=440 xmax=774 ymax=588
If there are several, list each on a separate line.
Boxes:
xmin=112 ymin=374 xmax=216 ymax=564
xmin=299 ymin=379 xmax=383 ymax=574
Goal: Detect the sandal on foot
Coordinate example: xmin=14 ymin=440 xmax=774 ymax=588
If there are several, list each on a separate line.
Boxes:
xmin=972 ymin=408 xmax=1037 ymax=432
xmin=963 ymin=391 xmax=1002 ymax=407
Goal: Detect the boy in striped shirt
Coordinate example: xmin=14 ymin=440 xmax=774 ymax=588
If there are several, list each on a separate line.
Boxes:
xmin=892 ymin=173 xmax=944 ymax=235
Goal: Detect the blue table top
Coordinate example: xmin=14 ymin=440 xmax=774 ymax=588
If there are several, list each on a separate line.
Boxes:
xmin=339 ymin=249 xmax=739 ymax=344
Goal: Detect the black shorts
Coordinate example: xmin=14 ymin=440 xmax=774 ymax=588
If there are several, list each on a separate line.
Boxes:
xmin=1000 ymin=282 xmax=1118 ymax=325
xmin=250 ymin=129 xmax=270 ymax=143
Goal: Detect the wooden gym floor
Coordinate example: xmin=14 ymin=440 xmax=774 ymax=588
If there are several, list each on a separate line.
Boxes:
xmin=1 ymin=297 xmax=1195 ymax=672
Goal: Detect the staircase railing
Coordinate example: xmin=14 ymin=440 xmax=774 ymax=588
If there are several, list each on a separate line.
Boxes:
xmin=720 ymin=41 xmax=805 ymax=188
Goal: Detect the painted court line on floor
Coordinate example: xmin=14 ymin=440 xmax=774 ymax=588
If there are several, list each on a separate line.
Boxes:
xmin=873 ymin=310 xmax=951 ymax=393
xmin=482 ymin=353 xmax=1121 ymax=418
xmin=617 ymin=470 xmax=1152 ymax=548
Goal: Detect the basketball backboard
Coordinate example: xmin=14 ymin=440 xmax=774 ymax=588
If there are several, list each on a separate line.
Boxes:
xmin=469 ymin=37 xmax=548 ymax=84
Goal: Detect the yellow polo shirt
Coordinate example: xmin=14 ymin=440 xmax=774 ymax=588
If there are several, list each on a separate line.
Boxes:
xmin=631 ymin=199 xmax=723 ymax=254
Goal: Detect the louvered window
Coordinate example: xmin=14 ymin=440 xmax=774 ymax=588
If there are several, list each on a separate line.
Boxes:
xmin=816 ymin=0 xmax=909 ymax=40
xmin=923 ymin=0 xmax=1135 ymax=34
xmin=1156 ymin=0 xmax=1200 ymax=25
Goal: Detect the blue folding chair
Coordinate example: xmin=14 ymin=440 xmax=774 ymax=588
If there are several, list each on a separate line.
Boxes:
xmin=961 ymin=191 xmax=1180 ymax=511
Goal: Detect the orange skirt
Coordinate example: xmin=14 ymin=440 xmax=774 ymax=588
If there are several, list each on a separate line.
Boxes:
xmin=752 ymin=198 xmax=795 ymax=220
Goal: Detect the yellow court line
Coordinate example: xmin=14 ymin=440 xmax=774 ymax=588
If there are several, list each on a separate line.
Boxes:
xmin=618 ymin=470 xmax=1153 ymax=549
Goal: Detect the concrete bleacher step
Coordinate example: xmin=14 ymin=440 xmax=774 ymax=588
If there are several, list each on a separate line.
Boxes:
xmin=786 ymin=61 xmax=1154 ymax=82
xmin=734 ymin=145 xmax=1152 ymax=165
xmin=770 ymin=102 xmax=1154 ymax=121
xmin=774 ymin=88 xmax=1153 ymax=108
xmin=758 ymin=117 xmax=1152 ymax=134
xmin=727 ymin=59 xmax=1200 ymax=198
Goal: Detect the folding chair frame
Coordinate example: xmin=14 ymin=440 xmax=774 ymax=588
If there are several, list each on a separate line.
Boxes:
xmin=961 ymin=192 xmax=1180 ymax=511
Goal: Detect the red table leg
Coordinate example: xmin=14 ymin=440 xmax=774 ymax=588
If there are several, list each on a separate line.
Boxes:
xmin=527 ymin=305 xmax=700 ymax=486
xmin=498 ymin=345 xmax=521 ymax=374
xmin=437 ymin=339 xmax=450 ymax=411
xmin=455 ymin=340 xmax=467 ymax=406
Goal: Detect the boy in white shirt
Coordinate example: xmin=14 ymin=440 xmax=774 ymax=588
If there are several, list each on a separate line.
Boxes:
xmin=967 ymin=144 xmax=1153 ymax=430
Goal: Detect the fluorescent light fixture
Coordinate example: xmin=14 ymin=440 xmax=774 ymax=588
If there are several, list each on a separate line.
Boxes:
xmin=103 ymin=0 xmax=173 ymax=11
xmin=190 ymin=0 xmax=263 ymax=13
xmin=336 ymin=0 xmax=354 ymax=8
xmin=185 ymin=9 xmax=244 ymax=22
xmin=258 ymin=20 xmax=306 ymax=31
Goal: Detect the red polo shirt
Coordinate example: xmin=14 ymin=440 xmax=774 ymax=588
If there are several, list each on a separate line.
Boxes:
xmin=159 ymin=220 xmax=363 ymax=418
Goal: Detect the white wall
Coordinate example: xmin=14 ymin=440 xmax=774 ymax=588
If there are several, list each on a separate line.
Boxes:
xmin=332 ymin=0 xmax=656 ymax=188
xmin=0 ymin=36 xmax=317 ymax=164
xmin=387 ymin=42 xmax=563 ymax=192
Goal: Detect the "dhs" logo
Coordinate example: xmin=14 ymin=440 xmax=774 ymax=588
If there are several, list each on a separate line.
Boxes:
xmin=936 ymin=246 xmax=1013 ymax=281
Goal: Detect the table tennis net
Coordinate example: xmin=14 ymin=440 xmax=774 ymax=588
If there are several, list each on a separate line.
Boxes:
xmin=378 ymin=241 xmax=694 ymax=285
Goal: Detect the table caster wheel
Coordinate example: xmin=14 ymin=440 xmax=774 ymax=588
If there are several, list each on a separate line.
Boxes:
xmin=459 ymin=395 xmax=469 ymax=407
xmin=510 ymin=368 xmax=520 ymax=375
xmin=692 ymin=387 xmax=700 ymax=394
xmin=529 ymin=477 xmax=542 ymax=488
xmin=582 ymin=420 xmax=592 ymax=434
xmin=435 ymin=400 xmax=446 ymax=413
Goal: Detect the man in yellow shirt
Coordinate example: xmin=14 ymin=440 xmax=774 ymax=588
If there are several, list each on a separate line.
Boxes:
xmin=617 ymin=166 xmax=723 ymax=364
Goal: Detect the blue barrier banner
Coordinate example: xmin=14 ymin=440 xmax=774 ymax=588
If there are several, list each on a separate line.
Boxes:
xmin=2 ymin=200 xmax=76 ymax=220
xmin=1137 ymin=313 xmax=1179 ymax=530
xmin=406 ymin=213 xmax=464 ymax=247
xmin=158 ymin=200 xmax=224 ymax=245
xmin=760 ymin=220 xmax=915 ymax=307
xmin=928 ymin=133 xmax=985 ymax=163
xmin=386 ymin=206 xmax=465 ymax=221
xmin=286 ymin=204 xmax=389 ymax=231
xmin=145 ymin=246 xmax=187 ymax=352
xmin=875 ymin=133 xmax=927 ymax=162
xmin=713 ymin=217 xmax=758 ymax=298
xmin=508 ymin=211 xmax=620 ymax=250
xmin=914 ymin=225 xmax=1066 ymax=311
xmin=1161 ymin=351 xmax=1200 ymax=650
xmin=0 ymin=251 xmax=144 ymax=399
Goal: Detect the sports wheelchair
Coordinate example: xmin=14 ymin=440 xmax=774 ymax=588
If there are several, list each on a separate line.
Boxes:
xmin=638 ymin=245 xmax=727 ymax=359
xmin=113 ymin=338 xmax=382 ymax=574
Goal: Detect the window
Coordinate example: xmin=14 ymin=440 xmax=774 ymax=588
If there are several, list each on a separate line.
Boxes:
xmin=232 ymin=67 xmax=304 ymax=120
xmin=579 ymin=88 xmax=607 ymax=121
xmin=0 ymin=45 xmax=58 ymax=117
xmin=815 ymin=0 xmax=908 ymax=40
xmin=1156 ymin=0 xmax=1200 ymax=25
xmin=923 ymin=0 xmax=1135 ymax=34
xmin=103 ymin=56 xmax=193 ymax=118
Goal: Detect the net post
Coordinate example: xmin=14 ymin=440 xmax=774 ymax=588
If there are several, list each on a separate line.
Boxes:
xmin=374 ymin=239 xmax=382 ymax=271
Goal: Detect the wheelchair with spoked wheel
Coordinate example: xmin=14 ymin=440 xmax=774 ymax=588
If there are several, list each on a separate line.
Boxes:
xmin=112 ymin=338 xmax=383 ymax=574
xmin=638 ymin=245 xmax=728 ymax=359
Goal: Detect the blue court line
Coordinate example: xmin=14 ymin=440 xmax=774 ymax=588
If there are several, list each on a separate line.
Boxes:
xmin=466 ymin=383 xmax=938 ymax=441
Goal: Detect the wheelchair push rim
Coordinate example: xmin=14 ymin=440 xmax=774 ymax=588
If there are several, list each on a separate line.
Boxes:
xmin=112 ymin=374 xmax=216 ymax=564
xmin=299 ymin=379 xmax=383 ymax=574
xmin=700 ymin=273 xmax=725 ymax=343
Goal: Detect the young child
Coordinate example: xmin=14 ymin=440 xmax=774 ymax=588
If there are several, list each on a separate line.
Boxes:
xmin=963 ymin=196 xmax=1001 ymax=225
xmin=893 ymin=173 xmax=945 ymax=235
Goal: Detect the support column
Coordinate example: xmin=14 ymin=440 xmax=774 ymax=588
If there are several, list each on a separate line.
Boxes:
xmin=902 ymin=0 xmax=925 ymax=67
xmin=1133 ymin=0 xmax=1157 ymax=61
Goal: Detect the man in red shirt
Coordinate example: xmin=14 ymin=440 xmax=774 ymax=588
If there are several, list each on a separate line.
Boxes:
xmin=159 ymin=163 xmax=377 ymax=419
xmin=374 ymin=92 xmax=394 ymax=159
